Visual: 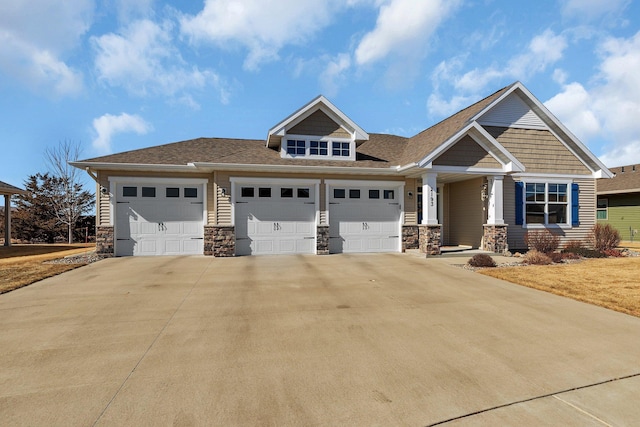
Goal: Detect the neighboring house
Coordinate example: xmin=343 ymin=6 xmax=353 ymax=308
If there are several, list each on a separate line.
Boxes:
xmin=71 ymin=82 xmax=612 ymax=257
xmin=597 ymin=164 xmax=640 ymax=241
xmin=0 ymin=180 xmax=27 ymax=247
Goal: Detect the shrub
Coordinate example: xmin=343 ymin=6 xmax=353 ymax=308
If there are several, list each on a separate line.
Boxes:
xmin=563 ymin=240 xmax=584 ymax=251
xmin=561 ymin=252 xmax=581 ymax=261
xmin=548 ymin=252 xmax=564 ymax=263
xmin=523 ymin=250 xmax=553 ymax=265
xmin=588 ymin=223 xmax=621 ymax=252
xmin=562 ymin=247 xmax=606 ymax=258
xmin=603 ymin=249 xmax=624 ymax=257
xmin=468 ymin=253 xmax=496 ymax=268
xmin=523 ymin=229 xmax=560 ymax=254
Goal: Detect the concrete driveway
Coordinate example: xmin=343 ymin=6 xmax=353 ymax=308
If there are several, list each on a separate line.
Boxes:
xmin=1 ymin=254 xmax=640 ymax=426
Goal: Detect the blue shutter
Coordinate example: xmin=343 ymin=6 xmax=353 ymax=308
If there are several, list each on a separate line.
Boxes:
xmin=571 ymin=183 xmax=579 ymax=226
xmin=515 ymin=181 xmax=524 ymax=225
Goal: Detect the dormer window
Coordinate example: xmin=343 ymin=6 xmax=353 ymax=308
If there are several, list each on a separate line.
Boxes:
xmin=332 ymin=141 xmax=350 ymax=157
xmin=287 ymin=139 xmax=306 ymax=156
xmin=310 ymin=140 xmax=328 ymax=156
xmin=281 ymin=135 xmax=354 ymax=160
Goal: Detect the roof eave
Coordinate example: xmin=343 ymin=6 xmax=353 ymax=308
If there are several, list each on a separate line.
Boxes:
xmin=191 ymin=162 xmax=402 ymax=176
xmin=70 ymin=161 xmax=198 ymax=173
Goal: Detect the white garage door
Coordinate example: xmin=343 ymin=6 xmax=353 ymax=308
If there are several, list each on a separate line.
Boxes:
xmin=235 ymin=184 xmax=317 ymax=256
xmin=329 ymin=185 xmax=402 ymax=253
xmin=115 ymin=183 xmax=204 ymax=256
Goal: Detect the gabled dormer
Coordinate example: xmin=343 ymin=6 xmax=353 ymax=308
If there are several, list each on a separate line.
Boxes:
xmin=266 ymin=95 xmax=369 ymax=161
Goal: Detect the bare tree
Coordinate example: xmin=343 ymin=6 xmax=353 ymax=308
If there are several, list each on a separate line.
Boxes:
xmin=44 ymin=140 xmax=94 ymax=244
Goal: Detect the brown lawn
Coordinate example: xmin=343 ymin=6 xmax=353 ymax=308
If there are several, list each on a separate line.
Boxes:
xmin=0 ymin=244 xmax=95 ymax=294
xmin=479 ymin=257 xmax=640 ymax=317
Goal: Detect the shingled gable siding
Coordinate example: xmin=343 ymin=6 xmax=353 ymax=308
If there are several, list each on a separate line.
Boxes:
xmin=504 ymin=176 xmax=597 ymax=250
xmin=432 ymin=135 xmax=502 ymax=168
xmin=288 ymin=110 xmax=351 ymax=138
xmin=485 ymin=127 xmax=591 ymax=174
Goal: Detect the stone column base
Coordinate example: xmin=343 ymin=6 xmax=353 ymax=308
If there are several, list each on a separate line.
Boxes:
xmin=419 ymin=224 xmax=442 ymax=256
xmin=482 ymin=224 xmax=508 ymax=253
xmin=402 ymin=225 xmax=420 ymax=251
xmin=317 ymin=225 xmax=329 ymax=255
xmin=205 ymin=225 xmax=235 ymax=257
xmin=96 ymin=226 xmax=114 ymax=256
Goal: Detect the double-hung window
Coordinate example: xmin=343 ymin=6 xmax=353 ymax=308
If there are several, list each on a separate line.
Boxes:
xmin=525 ymin=182 xmax=568 ymax=225
xmin=596 ymin=198 xmax=608 ymax=220
xmin=332 ymin=141 xmax=350 ymax=157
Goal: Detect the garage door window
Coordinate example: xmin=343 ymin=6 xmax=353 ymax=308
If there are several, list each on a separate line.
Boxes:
xmin=298 ymin=188 xmax=310 ymax=198
xmin=369 ymin=189 xmax=380 ymax=199
xmin=166 ymin=187 xmax=179 ymax=198
xmin=334 ymin=189 xmax=346 ymax=199
xmin=384 ymin=190 xmax=395 ymax=200
xmin=259 ymin=187 xmax=272 ymax=198
xmin=241 ymin=187 xmax=254 ymax=197
xmin=281 ymin=188 xmax=294 ymax=198
xmin=123 ymin=186 xmax=137 ymax=197
xmin=184 ymin=187 xmax=198 ymax=198
xmin=142 ymin=187 xmax=156 ymax=197
xmin=349 ymin=189 xmax=361 ymax=199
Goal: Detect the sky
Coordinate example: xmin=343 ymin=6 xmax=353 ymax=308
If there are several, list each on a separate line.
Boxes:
xmin=1 ymin=0 xmax=640 ymax=198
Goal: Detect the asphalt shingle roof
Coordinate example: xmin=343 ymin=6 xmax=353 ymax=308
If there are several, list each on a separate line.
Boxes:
xmin=597 ymin=165 xmax=640 ymax=194
xmin=78 ymin=83 xmax=515 ymax=170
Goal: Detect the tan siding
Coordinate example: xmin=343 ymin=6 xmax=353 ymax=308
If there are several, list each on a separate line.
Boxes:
xmin=288 ymin=110 xmax=350 ymax=138
xmin=207 ymin=178 xmax=216 ymax=225
xmin=442 ymin=184 xmax=450 ymax=243
xmin=433 ymin=136 xmax=502 ymax=168
xmin=216 ymin=173 xmax=232 ymax=225
xmin=447 ymin=177 xmax=484 ymax=247
xmin=404 ymin=178 xmax=417 ymax=224
xmin=506 ymin=177 xmax=597 ymax=250
xmin=97 ymin=173 xmax=110 ymax=226
xmin=319 ymin=180 xmax=327 ymax=225
xmin=486 ymin=127 xmax=591 ymax=174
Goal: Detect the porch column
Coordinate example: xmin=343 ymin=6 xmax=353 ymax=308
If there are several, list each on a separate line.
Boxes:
xmin=3 ymin=194 xmax=10 ymax=246
xmin=421 ymin=172 xmax=438 ymax=225
xmin=486 ymin=175 xmax=505 ymax=225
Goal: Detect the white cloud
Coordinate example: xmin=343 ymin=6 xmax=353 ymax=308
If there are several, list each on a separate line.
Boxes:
xmin=92 ymin=19 xmax=229 ymax=105
xmin=544 ymin=82 xmax=601 ymax=140
xmin=180 ymin=0 xmax=340 ymax=70
xmin=560 ymin=0 xmax=630 ymax=23
xmin=0 ymin=0 xmax=92 ymax=95
xmin=428 ymin=29 xmax=568 ymax=117
xmin=545 ymin=31 xmax=640 ymax=167
xmin=92 ymin=113 xmax=152 ymax=154
xmin=319 ymin=53 xmax=351 ymax=97
xmin=355 ymin=0 xmax=461 ymax=66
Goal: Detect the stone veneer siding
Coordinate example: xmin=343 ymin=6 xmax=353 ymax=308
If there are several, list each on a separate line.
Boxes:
xmin=96 ymin=226 xmax=114 ymax=256
xmin=402 ymin=225 xmax=420 ymax=251
xmin=205 ymin=225 xmax=235 ymax=257
xmin=482 ymin=225 xmax=508 ymax=253
xmin=317 ymin=225 xmax=329 ymax=255
xmin=419 ymin=225 xmax=442 ymax=256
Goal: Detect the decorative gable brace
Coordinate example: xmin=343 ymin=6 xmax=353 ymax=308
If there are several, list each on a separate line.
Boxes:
xmin=266 ymin=95 xmax=369 ymax=149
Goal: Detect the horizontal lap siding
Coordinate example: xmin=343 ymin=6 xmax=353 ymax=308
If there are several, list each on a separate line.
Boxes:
xmin=599 ymin=193 xmax=640 ymax=240
xmin=404 ymin=178 xmax=417 ymax=224
xmin=506 ymin=176 xmax=596 ymax=250
xmin=486 ymin=127 xmax=591 ymax=174
xmin=98 ymin=175 xmax=110 ymax=226
xmin=433 ymin=136 xmax=501 ymax=168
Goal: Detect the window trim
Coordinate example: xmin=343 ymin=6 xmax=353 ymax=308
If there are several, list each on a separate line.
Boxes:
xmin=597 ymin=197 xmax=608 ymax=220
xmin=280 ymin=134 xmax=355 ymax=161
xmin=520 ymin=179 xmax=573 ymax=228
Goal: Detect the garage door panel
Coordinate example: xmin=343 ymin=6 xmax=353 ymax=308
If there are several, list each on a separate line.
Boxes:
xmin=328 ymin=186 xmax=401 ymax=254
xmin=234 ymin=185 xmax=317 ymax=256
xmin=115 ymin=183 xmax=204 ymax=256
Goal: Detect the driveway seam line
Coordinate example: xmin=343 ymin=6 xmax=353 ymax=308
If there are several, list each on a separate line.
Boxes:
xmin=552 ymin=395 xmax=612 ymax=426
xmin=91 ymin=260 xmax=212 ymax=426
xmin=424 ymin=371 xmax=640 ymax=426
